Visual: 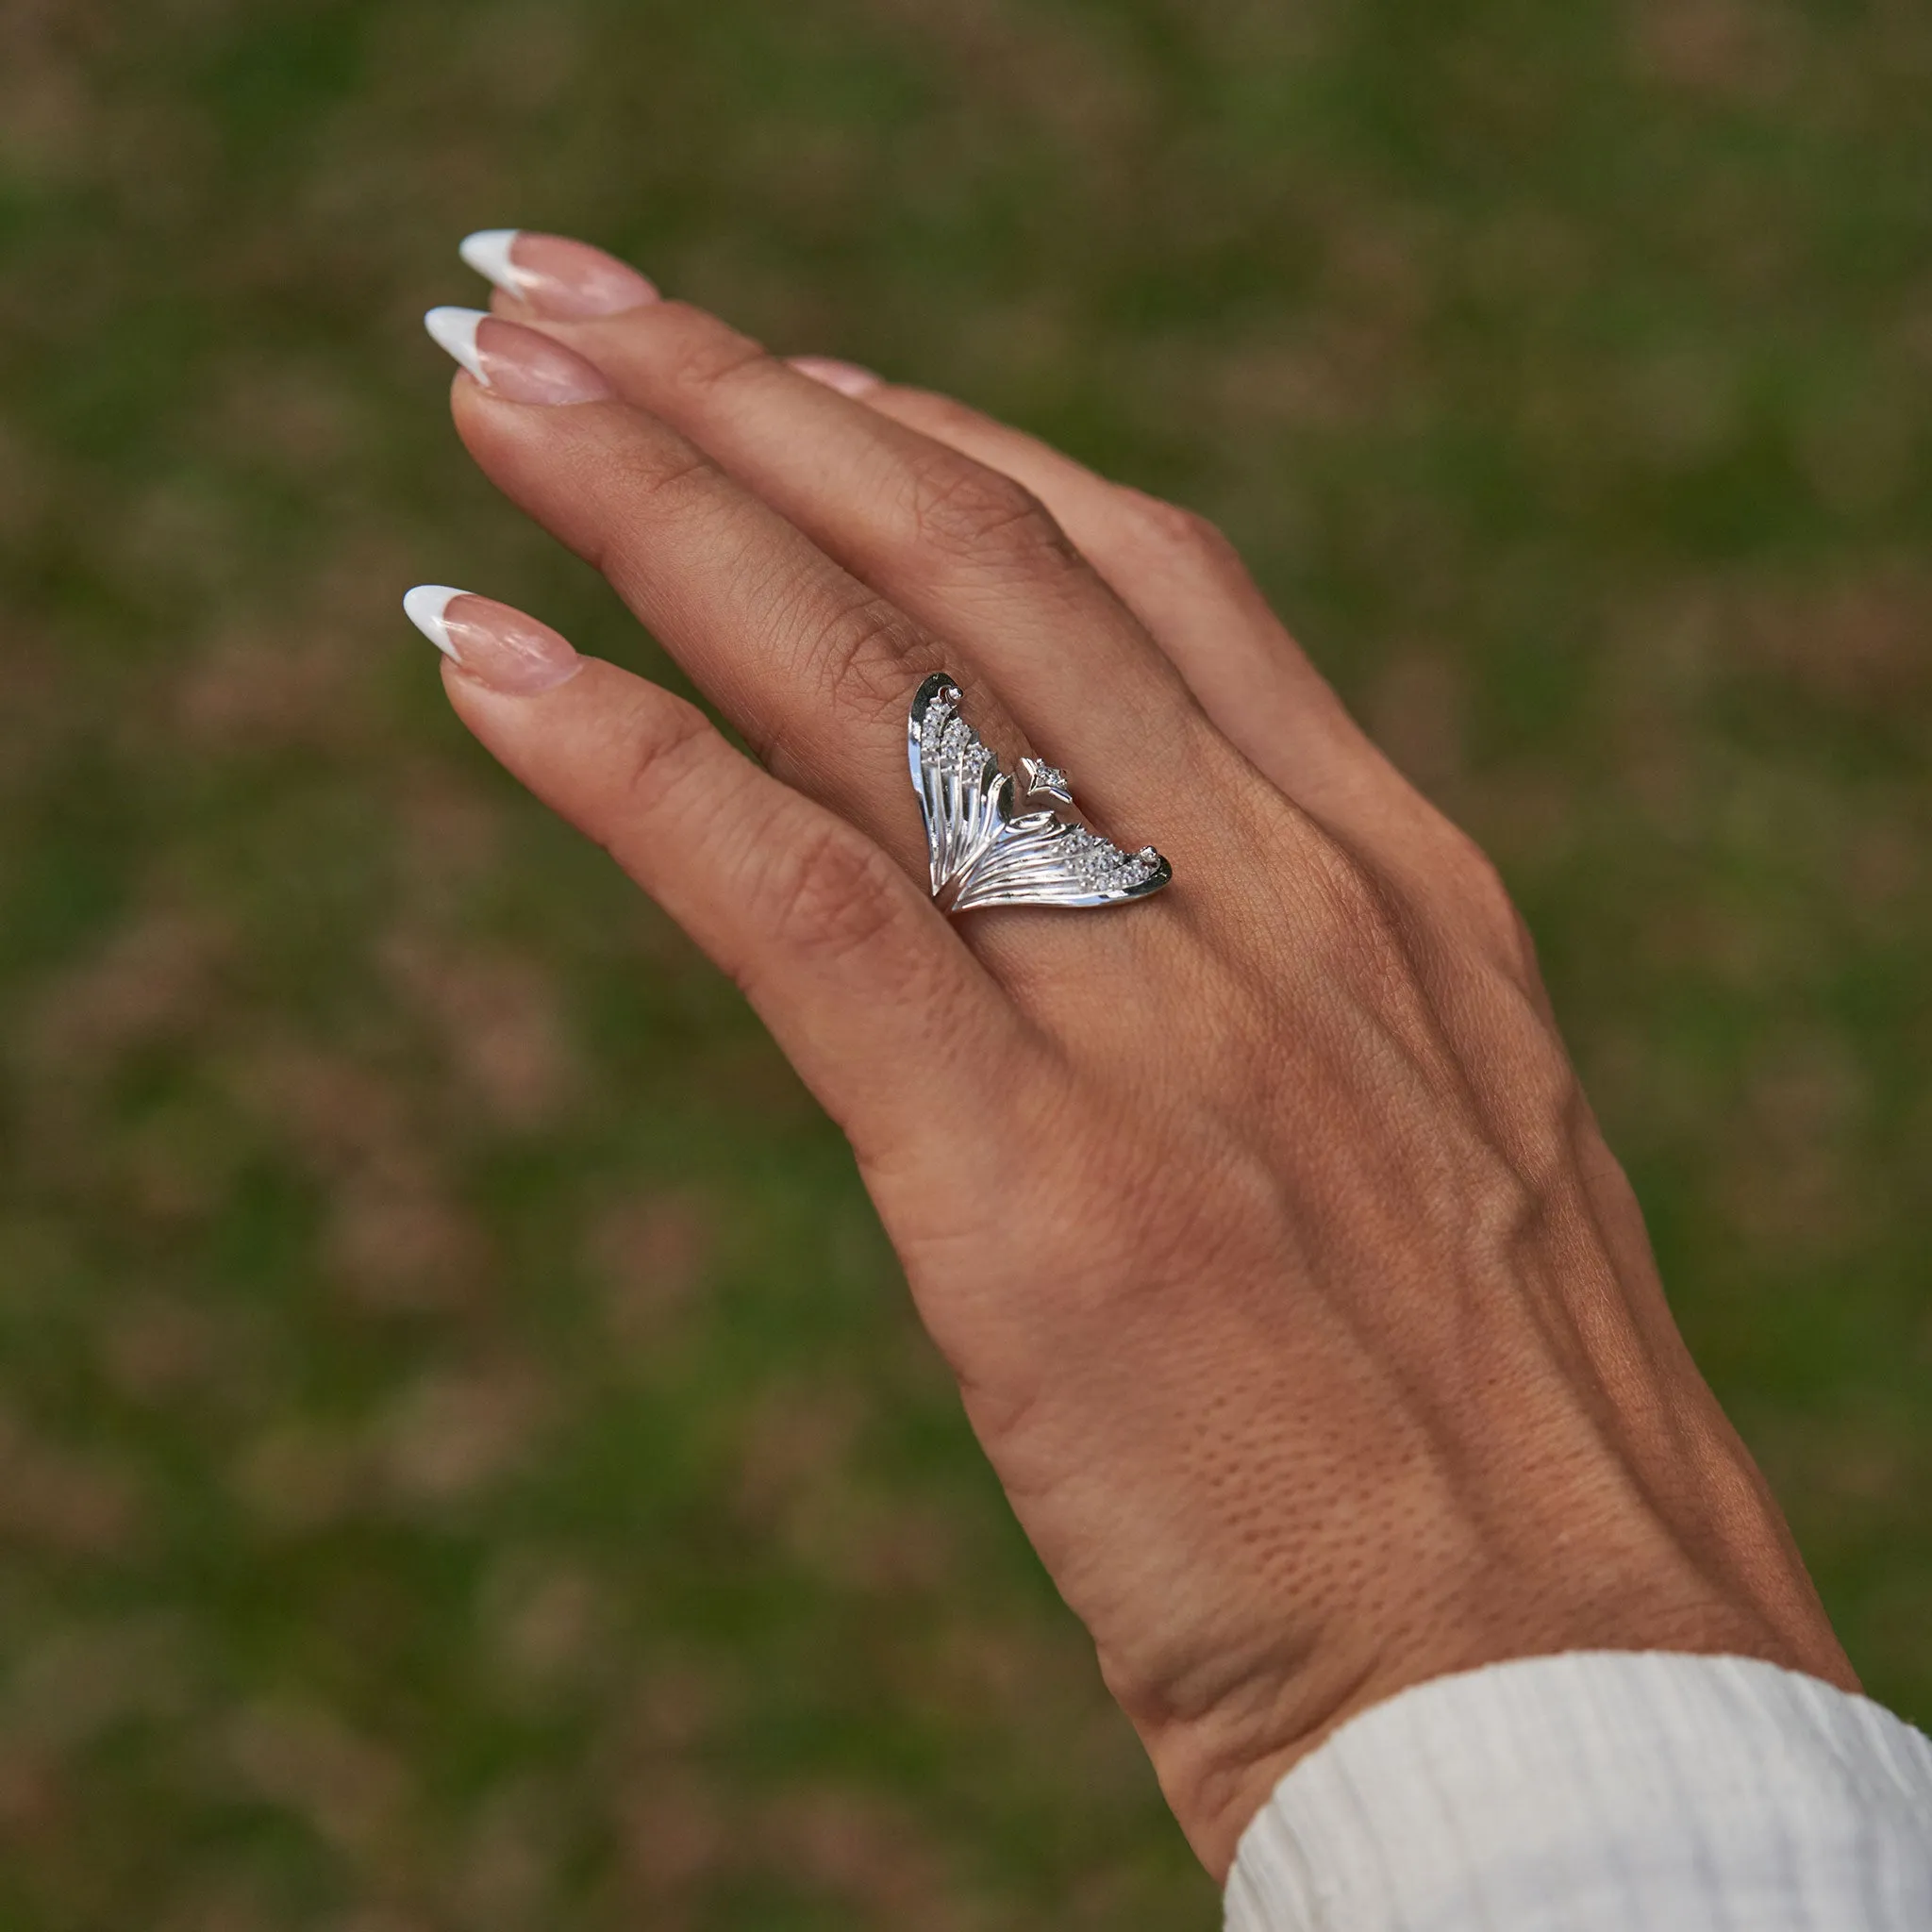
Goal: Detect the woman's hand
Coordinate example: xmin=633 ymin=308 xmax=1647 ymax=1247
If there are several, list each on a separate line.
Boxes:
xmin=412 ymin=233 xmax=1854 ymax=1878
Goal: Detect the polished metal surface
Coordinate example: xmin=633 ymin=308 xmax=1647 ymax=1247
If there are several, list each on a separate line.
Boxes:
xmin=908 ymin=674 xmax=1173 ymax=914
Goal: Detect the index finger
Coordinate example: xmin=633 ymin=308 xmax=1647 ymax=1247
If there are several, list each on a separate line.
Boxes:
xmin=418 ymin=590 xmax=1031 ymax=1168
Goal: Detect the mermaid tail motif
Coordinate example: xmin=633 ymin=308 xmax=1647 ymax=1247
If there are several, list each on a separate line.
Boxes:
xmin=908 ymin=675 xmax=1172 ymax=913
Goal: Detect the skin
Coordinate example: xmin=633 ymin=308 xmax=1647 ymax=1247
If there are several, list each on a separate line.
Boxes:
xmin=421 ymin=246 xmax=1856 ymax=1881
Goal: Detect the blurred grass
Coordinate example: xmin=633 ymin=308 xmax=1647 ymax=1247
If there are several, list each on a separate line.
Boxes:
xmin=1 ymin=0 xmax=1928 ymax=1924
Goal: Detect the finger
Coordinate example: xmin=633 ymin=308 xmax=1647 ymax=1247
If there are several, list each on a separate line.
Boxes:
xmin=425 ymin=307 xmax=983 ymax=878
xmin=812 ymin=374 xmax=1386 ymax=814
xmin=817 ymin=376 xmax=1537 ymax=969
xmin=404 ymin=587 xmax=1027 ymax=1160
xmin=462 ymin=235 xmax=1232 ymax=833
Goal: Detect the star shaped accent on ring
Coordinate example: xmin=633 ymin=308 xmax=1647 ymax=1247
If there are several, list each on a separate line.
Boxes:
xmin=1019 ymin=756 xmax=1074 ymax=807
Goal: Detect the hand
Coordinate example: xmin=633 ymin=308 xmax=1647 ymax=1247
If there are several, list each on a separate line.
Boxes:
xmin=411 ymin=234 xmax=1855 ymax=1879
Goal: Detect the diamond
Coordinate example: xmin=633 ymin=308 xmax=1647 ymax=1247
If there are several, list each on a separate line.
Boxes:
xmin=1019 ymin=756 xmax=1074 ymax=806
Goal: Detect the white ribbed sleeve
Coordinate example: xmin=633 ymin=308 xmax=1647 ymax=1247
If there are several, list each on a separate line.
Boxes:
xmin=1224 ymin=1651 xmax=1932 ymax=1931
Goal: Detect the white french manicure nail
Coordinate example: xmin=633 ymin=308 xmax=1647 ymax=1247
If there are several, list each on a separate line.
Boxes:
xmin=457 ymin=229 xmax=659 ymax=317
xmin=423 ymin=306 xmax=488 ymax=381
xmin=422 ymin=304 xmax=614 ymax=402
xmin=458 ymin=228 xmax=522 ymax=294
xmin=402 ymin=584 xmax=583 ymax=694
xmin=403 ymin=584 xmax=465 ymax=659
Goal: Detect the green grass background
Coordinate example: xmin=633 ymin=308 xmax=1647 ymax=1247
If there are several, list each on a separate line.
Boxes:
xmin=2 ymin=0 xmax=1928 ymax=1924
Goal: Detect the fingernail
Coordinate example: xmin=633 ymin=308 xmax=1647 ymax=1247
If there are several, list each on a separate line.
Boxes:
xmin=459 ymin=228 xmax=659 ymax=319
xmin=789 ymin=356 xmax=885 ymax=398
xmin=403 ymin=586 xmax=583 ymax=695
xmin=423 ymin=308 xmax=614 ymax=404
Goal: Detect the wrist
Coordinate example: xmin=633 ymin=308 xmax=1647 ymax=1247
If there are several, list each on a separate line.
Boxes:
xmin=1122 ymin=1488 xmax=1854 ymax=1879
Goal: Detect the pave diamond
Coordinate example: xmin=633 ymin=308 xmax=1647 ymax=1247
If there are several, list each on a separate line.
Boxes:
xmin=908 ymin=672 xmax=1170 ymax=912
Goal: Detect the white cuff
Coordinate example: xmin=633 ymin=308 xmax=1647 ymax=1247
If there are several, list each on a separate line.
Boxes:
xmin=1224 ymin=1651 xmax=1932 ymax=1931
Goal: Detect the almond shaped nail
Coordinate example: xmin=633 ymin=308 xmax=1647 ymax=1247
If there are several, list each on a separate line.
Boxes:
xmin=423 ymin=308 xmax=614 ymax=404
xmin=458 ymin=229 xmax=659 ymax=319
xmin=403 ymin=585 xmax=583 ymax=695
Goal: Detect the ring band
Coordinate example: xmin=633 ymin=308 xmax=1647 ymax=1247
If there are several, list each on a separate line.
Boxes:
xmin=908 ymin=674 xmax=1172 ymax=914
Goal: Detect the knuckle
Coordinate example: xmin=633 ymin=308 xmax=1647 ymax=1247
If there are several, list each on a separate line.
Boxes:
xmin=599 ymin=439 xmax=720 ymax=538
xmin=757 ymin=822 xmax=908 ymax=971
xmin=1301 ymin=829 xmax=1407 ymax=968
xmin=1447 ymin=837 xmax=1516 ymax=926
xmin=795 ymin=590 xmax=942 ymax=733
xmin=611 ymin=693 xmax=718 ymax=825
xmin=645 ymin=304 xmax=772 ymax=400
xmin=905 ymin=448 xmax=1072 ymax=568
xmin=1114 ymin=489 xmax=1241 ymax=575
xmin=1449 ymin=839 xmax=1541 ymax=980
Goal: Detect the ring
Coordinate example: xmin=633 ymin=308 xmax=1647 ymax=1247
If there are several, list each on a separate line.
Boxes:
xmin=908 ymin=674 xmax=1173 ymax=914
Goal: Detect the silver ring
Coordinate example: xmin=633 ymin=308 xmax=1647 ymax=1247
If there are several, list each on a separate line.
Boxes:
xmin=908 ymin=673 xmax=1173 ymax=914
